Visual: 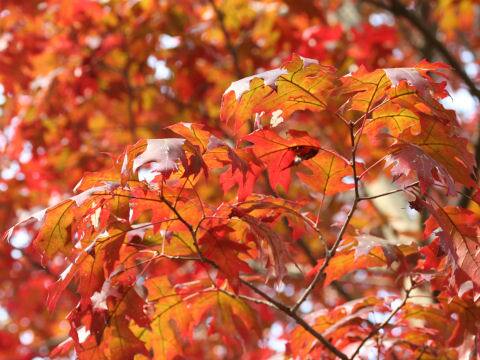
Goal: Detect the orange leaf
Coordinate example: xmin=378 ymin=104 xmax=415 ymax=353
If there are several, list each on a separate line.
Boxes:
xmin=297 ymin=150 xmax=354 ymax=195
xmin=221 ymin=54 xmax=336 ymax=136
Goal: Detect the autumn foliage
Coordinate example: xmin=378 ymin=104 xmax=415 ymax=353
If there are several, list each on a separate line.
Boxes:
xmin=1 ymin=1 xmax=480 ymax=359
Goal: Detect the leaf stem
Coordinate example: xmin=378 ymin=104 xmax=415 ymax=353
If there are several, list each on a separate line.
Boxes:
xmin=358 ymin=155 xmax=389 ymax=179
xmin=358 ymin=181 xmax=419 ymax=201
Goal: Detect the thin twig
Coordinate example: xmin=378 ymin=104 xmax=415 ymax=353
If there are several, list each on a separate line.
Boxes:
xmin=349 ymin=286 xmax=412 ymax=359
xmin=160 ymin=194 xmax=205 ymax=261
xmin=297 ymin=237 xmax=352 ymax=301
xmin=218 ymin=288 xmax=278 ymax=308
xmin=358 ymin=181 xmax=419 ymax=201
xmin=291 ymin=122 xmax=361 ymax=312
xmin=358 ymin=155 xmax=389 ymax=179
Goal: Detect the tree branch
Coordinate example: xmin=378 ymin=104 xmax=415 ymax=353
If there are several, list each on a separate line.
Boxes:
xmin=297 ymin=238 xmax=352 ymax=301
xmin=240 ymin=279 xmax=349 ymax=360
xmin=349 ymin=286 xmax=412 ymax=359
xmin=292 ymin=122 xmax=361 ymax=312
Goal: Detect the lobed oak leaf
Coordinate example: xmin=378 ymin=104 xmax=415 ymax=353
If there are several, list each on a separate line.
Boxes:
xmin=78 ymin=254 xmax=105 ymax=305
xmin=399 ymin=303 xmax=458 ymax=347
xmin=340 ymin=68 xmax=390 ymax=113
xmin=167 ymin=122 xmax=214 ymax=154
xmin=16 ymin=182 xmax=122 ymax=262
xmin=121 ymin=138 xmax=186 ymax=182
xmin=231 ymin=195 xmax=311 ymax=243
xmin=3 ymin=208 xmax=46 ymax=247
xmin=221 ymin=54 xmax=336 ymax=136
xmin=102 ymin=317 xmax=149 ymax=360
xmin=309 ymin=244 xmax=386 ymax=288
xmin=219 ymin=148 xmax=263 ymax=201
xmin=190 ymin=290 xmax=260 ymax=348
xmin=385 ymin=140 xmax=456 ymax=195
xmin=140 ymin=227 xmax=196 ymax=257
xmin=74 ymin=169 xmax=121 ymax=193
xmin=381 ymin=62 xmax=455 ymax=130
xmin=290 ymin=297 xmax=386 ymax=358
xmin=75 ymin=337 xmax=109 ymax=360
xmin=97 ymin=227 xmax=127 ymax=273
xmin=231 ymin=210 xmax=290 ymax=283
xmin=385 ymin=80 xmax=455 ymax=125
xmin=438 ymin=297 xmax=480 ymax=346
xmin=424 ymin=205 xmax=480 ymax=287
xmin=341 ymin=62 xmax=453 ymax=132
xmin=365 ymin=102 xmax=420 ymax=141
xmin=33 ymin=200 xmax=75 ymax=259
xmin=47 ymin=263 xmax=76 ymax=311
xmin=232 ymin=195 xmax=308 ymax=221
xmin=128 ymin=187 xmax=172 ymax=231
xmin=6 ymin=188 xmax=111 ymax=261
xmin=163 ymin=124 xmax=213 ymax=179
xmin=383 ymin=61 xmax=449 ymax=101
xmin=132 ymin=138 xmax=186 ymax=173
xmin=111 ymin=288 xmax=150 ymax=328
xmin=386 ymin=121 xmax=475 ymax=194
xmin=200 ymin=226 xmax=252 ymax=290
xmin=71 ymin=184 xmax=115 ymax=207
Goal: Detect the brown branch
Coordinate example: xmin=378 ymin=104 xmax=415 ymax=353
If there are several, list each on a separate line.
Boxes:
xmin=297 ymin=238 xmax=353 ymax=301
xmin=240 ymin=279 xmax=349 ymax=360
xmin=292 ymin=202 xmax=357 ymax=311
xmin=349 ymin=286 xmax=412 ymax=359
xmin=292 ymin=122 xmax=361 ymax=312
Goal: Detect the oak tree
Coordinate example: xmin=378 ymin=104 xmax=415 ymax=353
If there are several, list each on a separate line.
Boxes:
xmin=1 ymin=1 xmax=480 ymax=359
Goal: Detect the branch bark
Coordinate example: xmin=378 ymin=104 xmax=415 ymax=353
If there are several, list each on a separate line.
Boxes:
xmin=297 ymin=237 xmax=353 ymax=301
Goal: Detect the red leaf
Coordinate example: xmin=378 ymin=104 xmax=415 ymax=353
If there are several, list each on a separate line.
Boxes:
xmin=200 ymin=226 xmax=252 ymax=290
xmin=244 ymin=129 xmax=320 ymax=191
